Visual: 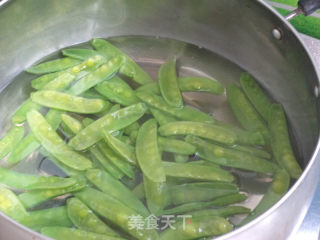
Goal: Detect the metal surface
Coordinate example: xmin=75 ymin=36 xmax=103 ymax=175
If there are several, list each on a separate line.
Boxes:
xmin=285 ymin=8 xmax=304 ymax=20
xmin=0 ymin=0 xmax=319 ymax=239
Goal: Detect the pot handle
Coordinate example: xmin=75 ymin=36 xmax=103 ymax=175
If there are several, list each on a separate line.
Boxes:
xmin=286 ymin=0 xmax=320 ymax=20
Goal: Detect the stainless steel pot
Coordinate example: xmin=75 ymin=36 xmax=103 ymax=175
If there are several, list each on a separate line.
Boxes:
xmin=0 ymin=0 xmax=320 ymax=239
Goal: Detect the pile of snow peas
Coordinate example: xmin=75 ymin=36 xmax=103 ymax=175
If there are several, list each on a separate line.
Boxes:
xmin=0 ymin=38 xmax=302 ymax=240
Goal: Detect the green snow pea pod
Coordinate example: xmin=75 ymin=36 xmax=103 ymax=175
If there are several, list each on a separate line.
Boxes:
xmin=8 ymin=109 xmax=64 ymax=164
xmin=67 ymin=198 xmax=119 ymax=236
xmin=159 ymin=121 xmax=237 ymax=145
xmin=19 ymin=175 xmax=86 ymax=209
xmin=61 ymin=114 xmax=83 ymax=135
xmin=91 ymin=38 xmax=153 ymax=85
xmin=31 ymin=90 xmax=109 ymax=114
xmin=0 ymin=187 xmax=27 ymax=221
xmin=239 ymin=168 xmax=289 ymax=226
xmin=86 ymin=169 xmax=149 ymax=216
xmin=26 ymin=57 xmax=81 ymax=74
xmin=136 ymin=119 xmax=166 ymax=183
xmin=160 ymin=216 xmax=233 ymax=240
xmin=0 ymin=167 xmax=77 ymax=190
xmin=75 ymin=187 xmax=159 ymax=240
xmin=124 ymin=121 xmax=140 ymax=136
xmin=162 ymin=193 xmax=247 ymax=215
xmin=162 ymin=161 xmax=234 ymax=182
xmin=174 ymin=154 xmax=189 ymax=163
xmin=0 ymin=125 xmax=24 ymax=159
xmin=82 ymin=88 xmax=109 ymax=101
xmin=95 ymin=76 xmax=139 ymax=106
xmin=41 ymin=227 xmax=125 ymax=240
xmin=42 ymin=72 xmax=76 ymax=91
xmin=62 ymin=48 xmax=99 ymax=60
xmin=150 ymin=108 xmax=177 ymax=126
xmin=268 ymin=104 xmax=302 ymax=179
xmin=67 ymin=55 xmax=107 ymax=77
xmin=27 ymin=110 xmax=92 ymax=170
xmin=143 ymin=174 xmax=169 ymax=216
xmin=67 ymin=56 xmax=123 ymax=95
xmin=69 ymin=103 xmax=147 ymax=150
xmin=11 ymin=98 xmax=42 ymax=124
xmin=136 ymin=91 xmax=213 ymax=123
xmin=158 ymin=136 xmax=196 ymax=155
xmin=20 ymin=206 xmax=72 ymax=231
xmin=229 ymin=144 xmax=271 ymax=159
xmin=31 ymin=71 xmax=65 ymax=90
xmin=186 ymin=136 xmax=277 ymax=174
xmin=169 ymin=182 xmax=238 ymax=205
xmin=178 ymin=76 xmax=225 ymax=95
xmin=239 ymin=73 xmax=272 ymax=121
xmin=104 ymin=131 xmax=137 ymax=165
xmin=226 ymin=83 xmax=270 ymax=141
xmin=158 ymin=59 xmax=183 ymax=107
xmin=136 ymin=82 xmax=161 ymax=95
xmin=188 ymin=206 xmax=251 ymax=218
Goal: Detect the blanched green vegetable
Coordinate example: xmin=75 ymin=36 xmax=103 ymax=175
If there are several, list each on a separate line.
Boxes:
xmin=27 ymin=57 xmax=81 ymax=74
xmin=11 ymin=98 xmax=42 ymax=124
xmin=178 ymin=76 xmax=224 ymax=95
xmin=158 ymin=136 xmax=196 ymax=155
xmin=0 ymin=126 xmax=24 ymax=159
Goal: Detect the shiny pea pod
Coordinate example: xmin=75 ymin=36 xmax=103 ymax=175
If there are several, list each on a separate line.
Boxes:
xmin=159 ymin=121 xmax=237 ymax=145
xmin=0 ymin=187 xmax=27 ymax=221
xmin=160 ymin=216 xmax=233 ymax=240
xmin=143 ymin=174 xmax=169 ymax=216
xmin=226 ymin=83 xmax=270 ymax=140
xmin=136 ymin=82 xmax=161 ymax=95
xmin=136 ymin=91 xmax=213 ymax=123
xmin=41 ymin=227 xmax=125 ymax=240
xmin=75 ymin=187 xmax=159 ymax=240
xmin=150 ymin=107 xmax=177 ymax=126
xmin=229 ymin=144 xmax=271 ymax=159
xmin=136 ymin=119 xmax=166 ymax=183
xmin=0 ymin=125 xmax=24 ymax=159
xmin=240 ymin=72 xmax=272 ymax=121
xmin=67 ymin=55 xmax=107 ymax=77
xmin=186 ymin=135 xmax=277 ymax=174
xmin=268 ymin=104 xmax=302 ymax=179
xmin=42 ymin=72 xmax=76 ymax=91
xmin=67 ymin=198 xmax=119 ymax=236
xmin=188 ymin=206 xmax=251 ymax=218
xmin=86 ymin=169 xmax=149 ymax=217
xmin=0 ymin=167 xmax=77 ymax=190
xmin=26 ymin=57 xmax=81 ymax=74
xmin=69 ymin=103 xmax=147 ymax=150
xmin=178 ymin=76 xmax=225 ymax=95
xmin=95 ymin=76 xmax=139 ymax=106
xmin=158 ymin=136 xmax=196 ymax=155
xmin=158 ymin=59 xmax=183 ymax=107
xmin=82 ymin=88 xmax=108 ymax=101
xmin=91 ymin=38 xmax=153 ymax=85
xmin=27 ymin=110 xmax=92 ymax=170
xmin=11 ymin=98 xmax=42 ymax=124
xmin=174 ymin=154 xmax=189 ymax=163
xmin=31 ymin=90 xmax=109 ymax=114
xmin=162 ymin=161 xmax=234 ymax=182
xmin=62 ymin=48 xmax=99 ymax=60
xmin=123 ymin=122 xmax=140 ymax=136
xmin=31 ymin=71 xmax=65 ymax=90
xmin=61 ymin=114 xmax=83 ymax=135
xmin=67 ymin=56 xmax=124 ymax=95
xmin=132 ymin=182 xmax=145 ymax=200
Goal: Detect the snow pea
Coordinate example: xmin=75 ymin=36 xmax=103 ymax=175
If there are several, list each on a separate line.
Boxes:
xmin=162 ymin=161 xmax=234 ymax=182
xmin=0 ymin=125 xmax=24 ymax=159
xmin=104 ymin=131 xmax=137 ymax=165
xmin=26 ymin=57 xmax=81 ymax=74
xmin=67 ymin=198 xmax=118 ymax=236
xmin=31 ymin=90 xmax=109 ymax=114
xmin=240 ymin=73 xmax=272 ymax=121
xmin=0 ymin=187 xmax=27 ymax=221
xmin=268 ymin=104 xmax=302 ymax=179
xmin=31 ymin=71 xmax=65 ymax=90
xmin=239 ymin=168 xmax=289 ymax=226
xmin=186 ymin=136 xmax=277 ymax=174
xmin=229 ymin=144 xmax=271 ymax=159
xmin=95 ymin=76 xmax=139 ymax=106
xmin=159 ymin=121 xmax=237 ymax=145
xmin=91 ymin=38 xmax=153 ymax=85
xmin=158 ymin=136 xmax=196 ymax=155
xmin=86 ymin=169 xmax=149 ymax=216
xmin=133 ymin=182 xmax=145 ymax=199
xmin=136 ymin=91 xmax=213 ymax=123
xmin=8 ymin=109 xmax=64 ymax=164
xmin=0 ymin=167 xmax=76 ymax=190
xmin=124 ymin=121 xmax=139 ymax=136
xmin=19 ymin=175 xmax=86 ymax=209
xmin=162 ymin=193 xmax=247 ymax=215
xmin=136 ymin=82 xmax=161 ymax=95
xmin=160 ymin=216 xmax=233 ymax=240
xmin=158 ymin=59 xmax=183 ymax=107
xmin=69 ymin=103 xmax=147 ymax=150
xmin=136 ymin=119 xmax=166 ymax=183
xmin=41 ymin=227 xmax=125 ymax=240
xmin=82 ymin=88 xmax=108 ymax=101
xmin=11 ymin=98 xmax=42 ymax=124
xmin=75 ymin=187 xmax=159 ymax=240
xmin=67 ymin=56 xmax=123 ymax=95
xmin=27 ymin=110 xmax=92 ymax=170
xmin=21 ymin=206 xmax=73 ymax=231
xmin=188 ymin=206 xmax=251 ymax=218
xmin=178 ymin=76 xmax=224 ymax=95
xmin=143 ymin=174 xmax=169 ymax=216
xmin=62 ymin=48 xmax=99 ymax=60
xmin=174 ymin=154 xmax=189 ymax=163
xmin=150 ymin=107 xmax=177 ymax=126
xmin=226 ymin=83 xmax=270 ymax=141
xmin=61 ymin=114 xmax=83 ymax=135
xmin=42 ymin=72 xmax=76 ymax=91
